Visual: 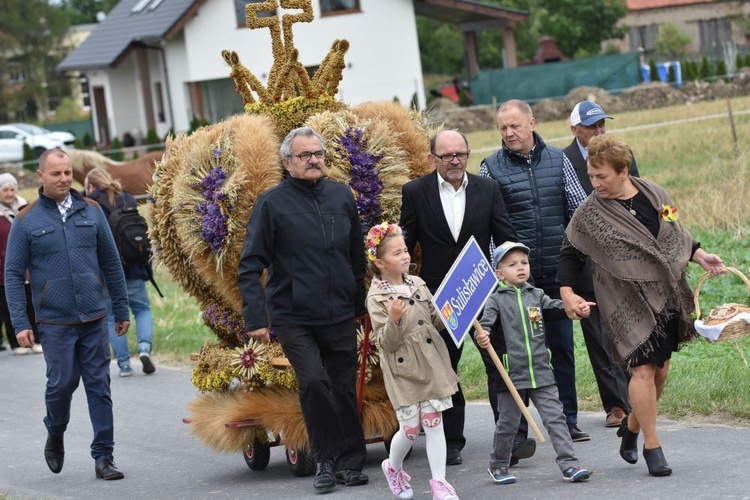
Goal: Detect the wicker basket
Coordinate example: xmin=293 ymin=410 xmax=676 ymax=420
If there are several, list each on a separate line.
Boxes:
xmin=693 ymin=266 xmax=750 ymax=342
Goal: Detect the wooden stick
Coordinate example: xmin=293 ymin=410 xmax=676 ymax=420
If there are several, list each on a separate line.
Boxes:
xmin=473 ymin=320 xmax=546 ymax=443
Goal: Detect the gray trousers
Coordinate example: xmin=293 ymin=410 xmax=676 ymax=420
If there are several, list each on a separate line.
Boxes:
xmin=490 ymin=385 xmax=579 ymax=472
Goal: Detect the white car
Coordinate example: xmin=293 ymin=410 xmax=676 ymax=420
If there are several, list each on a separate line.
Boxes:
xmin=0 ymin=123 xmax=75 ymax=163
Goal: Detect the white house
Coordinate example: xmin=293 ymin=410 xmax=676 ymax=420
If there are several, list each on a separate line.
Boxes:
xmin=58 ymin=0 xmax=428 ymax=145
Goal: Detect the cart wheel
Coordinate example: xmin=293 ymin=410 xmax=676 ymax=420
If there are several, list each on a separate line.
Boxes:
xmin=243 ymin=439 xmax=271 ymax=470
xmin=286 ymin=448 xmax=315 ymax=477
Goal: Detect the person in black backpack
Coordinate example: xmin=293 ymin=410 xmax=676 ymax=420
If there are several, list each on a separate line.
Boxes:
xmin=84 ymin=167 xmax=156 ymax=377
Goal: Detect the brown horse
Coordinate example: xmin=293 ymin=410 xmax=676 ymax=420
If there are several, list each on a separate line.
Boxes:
xmin=67 ymin=149 xmax=163 ymax=197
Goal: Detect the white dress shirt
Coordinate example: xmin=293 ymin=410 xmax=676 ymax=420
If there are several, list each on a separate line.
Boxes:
xmin=436 ymin=170 xmax=468 ymax=242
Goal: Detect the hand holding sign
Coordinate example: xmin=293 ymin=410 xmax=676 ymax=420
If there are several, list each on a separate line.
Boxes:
xmin=432 ymin=237 xmax=545 ymax=443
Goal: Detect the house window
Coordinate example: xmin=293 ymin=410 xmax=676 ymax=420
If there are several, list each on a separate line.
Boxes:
xmin=629 ymin=24 xmax=659 ymax=55
xmin=320 ymin=0 xmax=360 ymax=16
xmin=235 ymin=0 xmax=275 ymax=28
xmin=699 ymin=18 xmax=732 ymax=56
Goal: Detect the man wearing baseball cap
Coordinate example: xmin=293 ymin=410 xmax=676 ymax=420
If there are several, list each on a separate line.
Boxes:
xmin=563 ymin=101 xmax=639 ymax=429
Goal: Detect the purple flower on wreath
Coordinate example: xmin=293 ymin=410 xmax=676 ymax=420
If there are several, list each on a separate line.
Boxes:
xmin=194 ymin=158 xmax=232 ymax=253
xmin=338 ymin=128 xmax=384 ymax=231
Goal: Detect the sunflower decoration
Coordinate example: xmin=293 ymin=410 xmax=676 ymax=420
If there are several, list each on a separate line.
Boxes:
xmin=661 ymin=204 xmax=678 ymax=224
xmin=231 ymin=340 xmax=270 ymax=382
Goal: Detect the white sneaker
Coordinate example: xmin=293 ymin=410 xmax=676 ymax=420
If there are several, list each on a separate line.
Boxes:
xmin=31 ymin=343 xmax=44 ymax=354
xmin=13 ymin=347 xmax=30 ymax=355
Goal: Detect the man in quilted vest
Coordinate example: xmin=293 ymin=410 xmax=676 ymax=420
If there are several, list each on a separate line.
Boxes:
xmin=480 ymin=99 xmax=590 ymax=448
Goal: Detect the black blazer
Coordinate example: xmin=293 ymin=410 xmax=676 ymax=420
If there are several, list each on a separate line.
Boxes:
xmin=400 ymin=171 xmax=517 ymax=293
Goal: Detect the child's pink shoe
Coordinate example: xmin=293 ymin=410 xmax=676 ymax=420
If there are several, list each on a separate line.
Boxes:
xmin=430 ymin=477 xmax=459 ymax=500
xmin=381 ymin=459 xmax=413 ymax=499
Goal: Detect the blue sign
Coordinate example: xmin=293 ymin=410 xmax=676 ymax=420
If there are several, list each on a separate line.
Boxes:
xmin=432 ymin=237 xmax=497 ymax=347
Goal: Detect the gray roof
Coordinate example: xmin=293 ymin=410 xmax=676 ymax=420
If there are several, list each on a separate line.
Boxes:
xmin=58 ymin=0 xmax=201 ymax=72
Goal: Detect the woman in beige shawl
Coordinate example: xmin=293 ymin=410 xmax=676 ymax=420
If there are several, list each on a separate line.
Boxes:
xmin=558 ymin=135 xmax=725 ymax=477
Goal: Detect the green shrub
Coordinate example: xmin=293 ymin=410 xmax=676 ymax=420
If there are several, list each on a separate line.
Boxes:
xmin=22 ymin=144 xmax=35 ymax=170
xmin=699 ymin=57 xmax=713 ymax=79
xmin=745 ymin=53 xmax=750 ymax=68
xmin=145 ymin=127 xmax=161 ymax=149
xmin=188 ymin=116 xmax=209 ymax=135
xmin=716 ymin=59 xmax=728 ymax=81
xmin=109 ymin=137 xmax=124 ymax=161
xmin=82 ymin=131 xmax=93 ymax=148
xmin=736 ymin=53 xmax=745 ymax=71
xmin=458 ymin=88 xmax=472 ymax=107
xmin=649 ymin=57 xmax=659 ymax=82
xmin=668 ymin=64 xmax=677 ymax=83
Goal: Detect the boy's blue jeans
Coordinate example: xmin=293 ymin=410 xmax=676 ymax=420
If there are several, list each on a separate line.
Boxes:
xmin=105 ymin=279 xmax=154 ymax=367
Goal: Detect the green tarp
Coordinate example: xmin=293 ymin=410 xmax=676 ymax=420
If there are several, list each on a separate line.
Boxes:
xmin=470 ymin=52 xmax=642 ymax=105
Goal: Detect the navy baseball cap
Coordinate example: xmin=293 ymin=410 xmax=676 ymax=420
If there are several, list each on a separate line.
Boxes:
xmin=570 ymin=100 xmax=613 ymax=126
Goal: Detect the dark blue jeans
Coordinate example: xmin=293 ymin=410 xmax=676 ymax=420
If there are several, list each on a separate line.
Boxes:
xmin=40 ymin=318 xmax=114 ymax=461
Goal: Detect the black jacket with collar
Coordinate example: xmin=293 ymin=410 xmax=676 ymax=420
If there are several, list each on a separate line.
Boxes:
xmin=399 ymin=171 xmax=516 ymax=293
xmin=238 ymin=177 xmax=366 ymax=330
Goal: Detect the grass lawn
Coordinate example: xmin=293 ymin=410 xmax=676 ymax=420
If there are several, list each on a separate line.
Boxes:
xmin=14 ymin=96 xmax=750 ymax=422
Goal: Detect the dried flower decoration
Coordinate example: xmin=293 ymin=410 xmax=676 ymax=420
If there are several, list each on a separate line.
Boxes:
xmin=231 ymin=341 xmax=270 ymax=381
xmin=365 ymin=222 xmax=402 ymax=262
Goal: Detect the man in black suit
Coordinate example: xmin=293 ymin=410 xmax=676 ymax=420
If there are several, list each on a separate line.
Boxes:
xmin=400 ymin=129 xmax=517 ymax=465
xmin=564 ymin=100 xmax=639 ymax=428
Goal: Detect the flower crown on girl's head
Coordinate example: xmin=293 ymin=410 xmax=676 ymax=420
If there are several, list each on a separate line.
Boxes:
xmin=365 ymin=222 xmax=402 ymax=261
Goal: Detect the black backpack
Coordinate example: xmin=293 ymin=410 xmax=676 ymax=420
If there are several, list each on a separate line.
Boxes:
xmin=108 ymin=206 xmax=152 ymax=268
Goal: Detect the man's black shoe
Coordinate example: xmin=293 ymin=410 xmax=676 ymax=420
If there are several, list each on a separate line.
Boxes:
xmin=334 ymin=469 xmax=369 ymax=486
xmin=44 ymin=434 xmax=64 ymax=474
xmin=509 ymin=438 xmax=536 ymax=466
xmin=568 ymin=424 xmax=591 ymax=442
xmin=446 ymin=448 xmax=462 ymax=466
xmin=95 ymin=459 xmax=124 ymax=480
xmin=313 ymin=459 xmax=336 ymax=493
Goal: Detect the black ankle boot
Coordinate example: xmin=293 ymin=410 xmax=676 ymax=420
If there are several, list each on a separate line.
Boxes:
xmin=643 ymin=446 xmax=672 ymax=476
xmin=617 ymin=415 xmax=638 ymax=464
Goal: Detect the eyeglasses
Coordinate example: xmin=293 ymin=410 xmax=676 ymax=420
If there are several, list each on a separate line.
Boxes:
xmin=291 ymin=150 xmax=326 ymax=162
xmin=434 ymin=152 xmax=469 ymax=162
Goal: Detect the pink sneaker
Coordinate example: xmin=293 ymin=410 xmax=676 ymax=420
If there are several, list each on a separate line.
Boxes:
xmin=430 ymin=477 xmax=459 ymax=500
xmin=381 ymin=459 xmax=413 ymax=499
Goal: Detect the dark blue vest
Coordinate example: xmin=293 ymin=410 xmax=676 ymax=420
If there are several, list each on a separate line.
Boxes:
xmin=482 ymin=132 xmax=565 ymax=285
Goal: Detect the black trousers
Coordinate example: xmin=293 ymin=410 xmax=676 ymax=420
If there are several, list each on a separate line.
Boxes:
xmin=274 ymin=319 xmax=366 ymax=470
xmin=439 ymin=328 xmax=466 ymax=452
xmin=579 ymin=291 xmax=630 ymax=413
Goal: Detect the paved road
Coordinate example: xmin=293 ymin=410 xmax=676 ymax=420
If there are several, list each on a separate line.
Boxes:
xmin=1 ymin=351 xmax=749 ymax=499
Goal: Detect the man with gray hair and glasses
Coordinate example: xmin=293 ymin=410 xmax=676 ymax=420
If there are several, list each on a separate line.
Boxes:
xmin=238 ymin=126 xmax=368 ymax=494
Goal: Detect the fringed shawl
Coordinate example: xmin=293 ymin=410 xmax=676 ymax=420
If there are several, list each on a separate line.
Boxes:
xmin=566 ymin=177 xmax=696 ymax=364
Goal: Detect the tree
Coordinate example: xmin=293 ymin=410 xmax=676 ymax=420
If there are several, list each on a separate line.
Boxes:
xmin=656 ymin=23 xmax=692 ymax=60
xmin=58 ymin=0 xmax=120 ymax=25
xmin=649 ymin=58 xmax=659 ymax=82
xmin=530 ymin=0 xmax=628 ymax=59
xmin=416 ymin=0 xmax=629 ymax=78
xmin=0 ymin=0 xmax=71 ymax=122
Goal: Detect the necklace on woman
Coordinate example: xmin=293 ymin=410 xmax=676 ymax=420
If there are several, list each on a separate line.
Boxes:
xmin=616 ymin=196 xmax=637 ymax=216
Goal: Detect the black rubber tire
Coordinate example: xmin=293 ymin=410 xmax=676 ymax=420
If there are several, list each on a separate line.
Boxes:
xmin=243 ymin=439 xmax=271 ymax=471
xmin=286 ymin=448 xmax=316 ymax=477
